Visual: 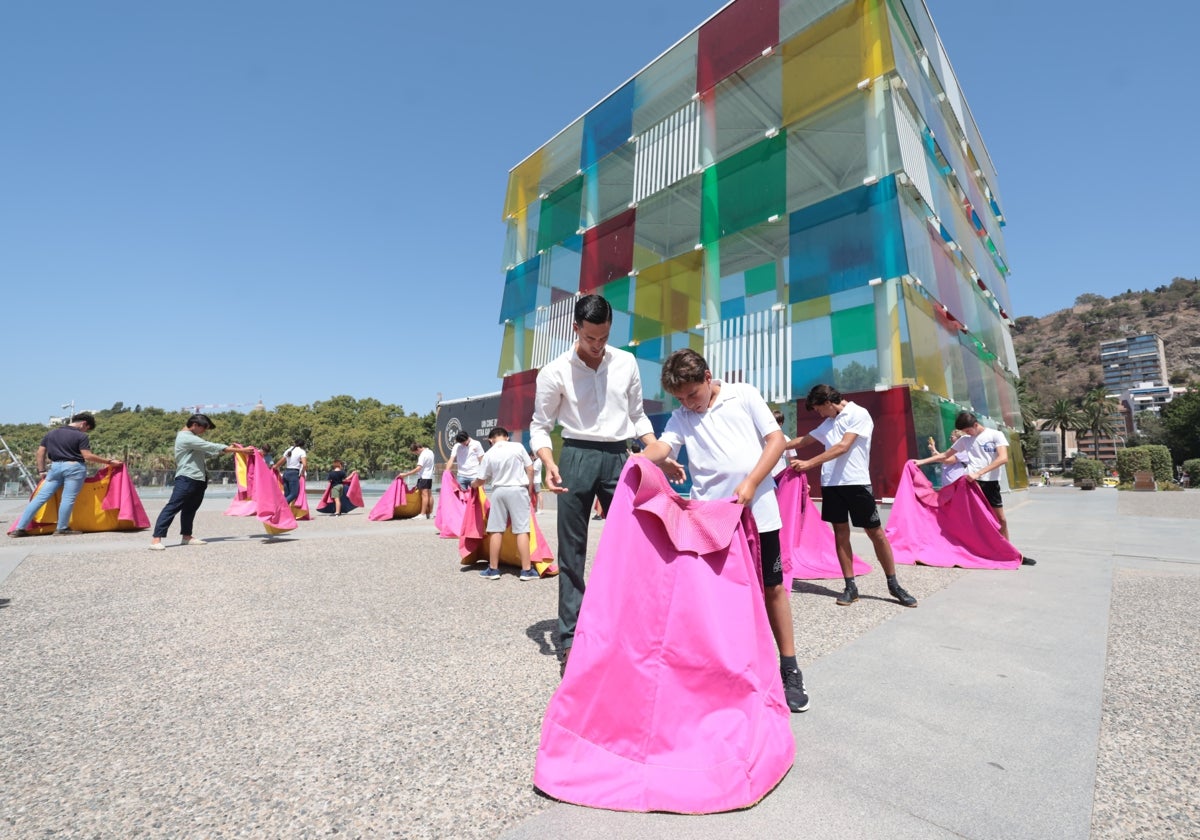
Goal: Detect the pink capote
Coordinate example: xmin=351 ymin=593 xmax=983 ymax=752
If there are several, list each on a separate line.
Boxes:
xmin=316 ymin=472 xmax=363 ymax=513
xmin=534 ymin=459 xmax=793 ymax=814
xmin=885 ymin=461 xmax=1020 ymax=569
xmin=368 ymin=476 xmax=413 ymax=521
xmin=292 ymin=475 xmax=312 ymax=521
xmin=7 ymin=464 xmax=151 ymax=534
xmin=435 ymin=470 xmax=469 ymax=537
xmin=458 ymin=486 xmax=557 ymax=577
xmin=239 ymin=451 xmax=297 ymax=535
xmin=225 ymin=450 xmax=307 ymax=519
xmin=775 ymin=469 xmax=871 ymax=586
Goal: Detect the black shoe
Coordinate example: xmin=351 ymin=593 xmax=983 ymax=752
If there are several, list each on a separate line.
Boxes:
xmin=836 ymin=581 xmax=859 ymax=606
xmin=9 ymin=529 xmax=29 ymax=538
xmin=781 ymin=666 xmax=810 ymax=712
xmin=53 ymin=529 xmax=83 ymax=536
xmin=888 ymin=581 xmax=918 ymax=608
xmin=1021 ymin=555 xmax=1037 ymax=566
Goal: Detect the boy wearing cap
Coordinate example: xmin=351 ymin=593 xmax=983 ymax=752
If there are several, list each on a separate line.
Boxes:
xmin=149 ymin=414 xmax=255 ymax=550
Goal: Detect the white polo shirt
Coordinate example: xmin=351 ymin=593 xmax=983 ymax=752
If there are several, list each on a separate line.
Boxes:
xmin=659 ymin=381 xmax=782 ymax=532
xmin=449 ymin=438 xmax=486 ymax=480
xmin=416 ymin=448 xmax=435 ymax=480
xmin=808 ymin=401 xmax=873 ymax=487
xmin=952 ymin=427 xmax=1008 ymax=482
xmin=478 ymin=440 xmax=533 ymax=487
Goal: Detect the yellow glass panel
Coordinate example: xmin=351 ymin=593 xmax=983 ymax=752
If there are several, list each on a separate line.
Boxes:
xmin=504 ymin=149 xmax=544 ymax=220
xmin=901 ymin=283 xmax=948 ymax=396
xmin=781 ymin=0 xmax=895 ymax=126
xmin=496 ymin=321 xmax=516 ymax=378
xmin=634 ymin=251 xmax=704 ymax=339
xmin=791 ymin=296 xmax=831 ymax=321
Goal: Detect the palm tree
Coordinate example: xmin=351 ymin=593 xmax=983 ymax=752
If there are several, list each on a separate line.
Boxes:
xmin=1080 ymin=389 xmax=1120 ymax=460
xmin=1041 ymin=399 xmax=1084 ymax=468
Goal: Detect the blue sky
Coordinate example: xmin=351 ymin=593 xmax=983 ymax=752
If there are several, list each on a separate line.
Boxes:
xmin=2 ymin=1 xmax=1195 ymax=425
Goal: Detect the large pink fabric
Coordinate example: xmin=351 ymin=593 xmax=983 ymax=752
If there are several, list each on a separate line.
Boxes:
xmin=435 ymin=470 xmax=469 ymax=537
xmin=775 ymin=469 xmax=871 ymax=585
xmin=368 ymin=476 xmax=411 ymax=521
xmin=292 ymin=475 xmax=312 ymax=521
xmin=458 ymin=487 xmax=556 ymax=576
xmin=242 ymin=451 xmax=297 ymax=535
xmin=535 ymin=459 xmax=793 ymax=814
xmin=99 ymin=464 xmax=151 ymax=528
xmin=885 ymin=462 xmax=1020 ymax=569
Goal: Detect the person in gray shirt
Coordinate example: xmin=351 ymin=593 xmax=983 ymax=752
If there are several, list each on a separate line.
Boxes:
xmin=149 ymin=414 xmax=255 ymax=550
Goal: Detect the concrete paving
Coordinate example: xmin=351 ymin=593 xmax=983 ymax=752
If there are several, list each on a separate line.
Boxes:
xmin=1 ymin=485 xmax=1196 ymax=839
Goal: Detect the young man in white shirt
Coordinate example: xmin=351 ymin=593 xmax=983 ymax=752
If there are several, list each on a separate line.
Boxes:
xmin=640 ymin=349 xmax=810 ymax=713
xmin=471 ymin=427 xmax=538 ymax=582
xmin=400 ymin=442 xmax=436 ymax=519
xmin=529 ymin=294 xmax=679 ymax=674
xmin=448 ymin=431 xmax=486 ymax=491
xmin=272 ymin=439 xmax=307 ymax=505
xmin=785 ymin=384 xmax=917 ymax=608
xmin=915 ymin=411 xmax=1036 ymax=566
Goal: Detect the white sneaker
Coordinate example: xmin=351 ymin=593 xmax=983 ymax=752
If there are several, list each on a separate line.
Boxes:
xmin=182 ymin=538 xmax=207 ymax=546
xmin=148 ymin=543 xmax=166 ymax=551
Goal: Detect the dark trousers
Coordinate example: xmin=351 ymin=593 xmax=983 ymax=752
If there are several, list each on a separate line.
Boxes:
xmin=282 ymin=469 xmax=301 ymax=504
xmin=557 ymin=443 xmax=627 ymax=651
xmin=154 ymin=476 xmax=208 ymax=538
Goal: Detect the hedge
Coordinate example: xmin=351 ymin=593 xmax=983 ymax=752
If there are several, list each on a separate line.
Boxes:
xmin=1184 ymin=459 xmax=1200 ymax=487
xmin=1116 ymin=447 xmax=1152 ymax=485
xmin=1072 ymin=458 xmax=1104 ymax=484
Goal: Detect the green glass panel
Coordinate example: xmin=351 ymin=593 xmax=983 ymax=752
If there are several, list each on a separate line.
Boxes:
xmin=744 ymin=262 xmax=777 ymax=297
xmin=537 ymin=175 xmax=584 ymax=253
xmin=701 ymin=133 xmax=787 ymax=245
xmin=830 ymin=303 xmax=877 ymax=355
xmin=602 ymin=275 xmax=632 ymax=312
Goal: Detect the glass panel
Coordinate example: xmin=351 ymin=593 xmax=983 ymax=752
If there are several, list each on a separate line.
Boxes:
xmin=711 ymin=54 xmax=782 ymax=160
xmin=504 ymin=149 xmax=543 ymax=220
xmin=830 ymin=303 xmax=876 ymax=355
xmin=537 ymin=175 xmax=584 ymax=253
xmin=580 ymin=207 xmax=636 ymax=293
xmin=582 ymin=82 xmax=635 ymax=172
xmin=833 ymin=349 xmax=879 ymax=391
xmin=701 ymin=132 xmax=787 ymax=244
xmin=791 ymin=355 xmax=835 ymax=394
xmin=781 ymin=0 xmax=852 ymax=43
xmin=541 ymin=235 xmax=583 ymax=295
xmin=499 ymin=257 xmax=540 ymax=323
xmin=632 ymin=251 xmax=703 ymax=342
xmin=781 ymin=0 xmax=895 ymax=126
xmin=498 ymin=369 xmax=539 ymax=432
xmin=717 ymin=218 xmax=789 ymax=278
xmin=583 ymin=144 xmax=635 ymax=228
xmin=697 ymin=0 xmax=780 ymax=94
xmin=786 ymin=94 xmax=869 ymax=214
xmin=538 ymin=121 xmax=584 ymax=195
xmin=503 ymin=206 xmax=539 ymax=270
xmin=633 ymin=32 xmax=699 ymax=134
xmin=633 ymin=173 xmax=702 ymax=269
xmin=788 ymin=175 xmax=907 ymax=301
xmin=745 ymin=262 xmax=778 ymax=297
xmin=791 ymin=315 xmax=833 ymax=357
xmin=600 ymin=274 xmax=632 ymax=312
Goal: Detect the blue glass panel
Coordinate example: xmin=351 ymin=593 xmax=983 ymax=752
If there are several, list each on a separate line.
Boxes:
xmin=721 ymin=272 xmax=746 ymax=301
xmin=582 ymin=81 xmax=635 ymax=171
xmin=788 ymin=177 xmax=908 ymax=302
xmin=829 ymin=285 xmax=873 ymax=312
xmin=791 ymin=356 xmax=835 ymax=392
xmin=790 ymin=317 xmax=832 ymax=357
xmin=720 ymin=296 xmax=746 ymax=320
xmin=500 ymin=257 xmax=540 ymax=323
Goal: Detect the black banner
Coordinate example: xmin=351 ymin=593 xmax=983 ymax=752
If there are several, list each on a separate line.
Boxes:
xmin=435 ymin=393 xmax=502 ymax=463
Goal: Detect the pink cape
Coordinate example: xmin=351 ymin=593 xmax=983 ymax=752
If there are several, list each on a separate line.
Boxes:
xmin=458 ymin=486 xmax=557 ymax=577
xmin=368 ymin=476 xmax=421 ymax=521
xmin=435 ymin=470 xmax=469 ymax=537
xmin=885 ymin=462 xmax=1021 ymax=569
xmin=226 ymin=451 xmax=297 ymax=535
xmin=225 ymin=450 xmax=307 ymax=519
xmin=317 ymin=472 xmax=363 ymax=514
xmin=534 ymin=459 xmax=793 ymax=813
xmin=292 ymin=475 xmax=312 ymax=521
xmin=7 ymin=464 xmax=151 ymax=534
xmin=775 ymin=469 xmax=871 ymax=585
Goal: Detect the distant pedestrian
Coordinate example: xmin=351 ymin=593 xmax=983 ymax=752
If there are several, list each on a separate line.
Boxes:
xmin=272 ymin=439 xmax=307 ymax=504
xmin=10 ymin=413 xmax=121 ymax=537
xmin=149 ymin=414 xmax=255 ymax=550
xmin=326 ymin=460 xmax=348 ymax=516
xmin=400 ymin=442 xmax=436 ymax=518
xmin=473 ymin=427 xmax=538 ymax=582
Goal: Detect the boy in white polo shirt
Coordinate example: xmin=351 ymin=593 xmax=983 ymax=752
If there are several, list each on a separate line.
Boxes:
xmin=471 ymin=427 xmax=538 ymax=582
xmin=785 ymin=384 xmax=917 ymax=608
xmin=640 ymin=349 xmax=809 ymax=713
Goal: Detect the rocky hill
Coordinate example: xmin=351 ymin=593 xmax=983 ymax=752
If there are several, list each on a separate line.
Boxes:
xmin=1011 ymin=277 xmax=1200 ymax=402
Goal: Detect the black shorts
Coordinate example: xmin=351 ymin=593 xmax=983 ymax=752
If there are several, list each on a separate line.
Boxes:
xmin=416 ymin=478 xmax=433 ymax=490
xmin=976 ymin=479 xmax=1003 ymax=508
xmin=759 ymin=529 xmax=782 ymax=588
xmin=821 ymin=485 xmax=881 ymax=529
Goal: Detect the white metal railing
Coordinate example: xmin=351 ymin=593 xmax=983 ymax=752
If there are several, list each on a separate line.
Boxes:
xmin=703 ymin=307 xmax=792 ymax=403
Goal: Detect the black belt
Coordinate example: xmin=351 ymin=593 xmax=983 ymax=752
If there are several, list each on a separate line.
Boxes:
xmin=562 ymin=439 xmax=627 ymax=454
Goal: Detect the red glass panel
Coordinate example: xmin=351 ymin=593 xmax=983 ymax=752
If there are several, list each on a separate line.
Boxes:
xmin=498 ymin=369 xmax=540 ymax=433
xmin=697 ymin=0 xmax=780 ymax=94
xmin=793 ymin=386 xmax=915 ymax=501
xmin=580 ymin=207 xmax=636 ymax=294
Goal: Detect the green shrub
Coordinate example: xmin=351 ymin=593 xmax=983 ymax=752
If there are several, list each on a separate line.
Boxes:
xmin=1144 ymin=445 xmax=1173 ymax=482
xmin=1184 ymin=459 xmax=1200 ymax=487
xmin=1160 ymin=481 xmax=1183 ymax=491
xmin=1072 ymin=458 xmax=1104 ymax=484
xmin=1117 ymin=447 xmax=1153 ymax=484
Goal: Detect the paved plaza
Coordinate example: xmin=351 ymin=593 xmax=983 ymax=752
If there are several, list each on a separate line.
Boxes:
xmin=1 ymin=486 xmax=1196 ymax=838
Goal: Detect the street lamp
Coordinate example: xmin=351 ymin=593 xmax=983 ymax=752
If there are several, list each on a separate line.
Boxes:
xmin=61 ymin=401 xmax=75 ymax=424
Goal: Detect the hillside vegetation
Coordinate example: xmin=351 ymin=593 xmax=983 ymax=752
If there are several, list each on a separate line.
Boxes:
xmin=1012 ymin=277 xmax=1200 ymax=402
